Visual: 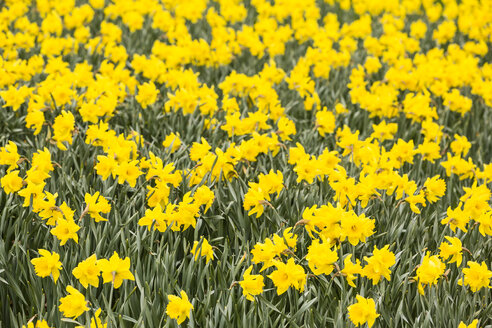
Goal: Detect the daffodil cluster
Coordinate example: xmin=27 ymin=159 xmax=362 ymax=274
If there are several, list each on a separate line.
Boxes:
xmin=1 ymin=0 xmax=491 ymax=326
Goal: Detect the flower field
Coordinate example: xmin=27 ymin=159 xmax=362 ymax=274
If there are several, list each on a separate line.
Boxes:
xmin=1 ymin=0 xmax=492 ymax=327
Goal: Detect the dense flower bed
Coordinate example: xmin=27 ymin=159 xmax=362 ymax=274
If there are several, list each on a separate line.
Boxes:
xmin=0 ymin=0 xmax=491 ymax=327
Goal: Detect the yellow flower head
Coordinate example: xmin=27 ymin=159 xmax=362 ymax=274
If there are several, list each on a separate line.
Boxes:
xmin=424 ymin=175 xmax=446 ymax=203
xmin=22 ymin=319 xmax=53 ymax=328
xmin=52 ymin=110 xmax=75 ymax=151
xmin=370 ymin=121 xmax=397 ymax=141
xmin=251 ymin=238 xmax=278 ymax=272
xmin=138 ymin=204 xmax=168 ymax=232
xmin=267 ymin=258 xmax=306 ymax=295
xmin=95 ymin=155 xmax=118 ymax=181
xmin=450 ymin=134 xmax=471 ymax=157
xmin=189 ymin=138 xmax=211 ymax=162
xmin=30 ymin=249 xmax=63 ymax=283
xmin=243 ymin=183 xmax=271 ymax=218
xmin=306 ymin=239 xmax=338 ymax=275
xmin=439 ymin=236 xmax=463 ymax=266
xmin=475 ymin=210 xmax=492 ymax=237
xmin=193 ymin=185 xmax=215 ymax=213
xmin=190 ymin=238 xmax=214 ymax=263
xmin=341 ymin=254 xmax=362 ymax=288
xmin=239 ymin=265 xmax=264 ymax=301
xmin=1 ymin=170 xmax=23 ymax=194
xmin=97 ymin=251 xmax=135 ymax=289
xmin=0 ymin=141 xmax=21 ymax=171
xmin=136 ymin=81 xmax=159 ymax=109
xmin=277 ymin=117 xmax=296 ymax=141
xmin=59 ymin=285 xmax=88 ymax=319
xmin=458 ymin=319 xmax=479 ymax=328
xmin=442 ymin=204 xmax=470 ymax=233
xmin=162 ymin=132 xmax=182 ymax=153
xmin=415 ymin=252 xmax=446 ymax=295
xmin=340 ymin=212 xmax=375 ymax=246
xmin=347 ymin=295 xmax=379 ymax=328
xmin=316 ymin=108 xmax=336 ymax=137
xmin=84 ymin=192 xmax=111 ymax=222
xmin=72 ymin=254 xmax=100 ymax=288
xmin=458 ymin=261 xmax=492 ymax=292
xmin=114 ymin=160 xmax=142 ymax=187
xmin=50 ymin=216 xmax=80 ymax=246
xmin=0 ymin=85 xmax=31 ymax=111
xmin=166 ymin=290 xmax=193 ymax=325
xmin=362 ymin=245 xmax=396 ymax=285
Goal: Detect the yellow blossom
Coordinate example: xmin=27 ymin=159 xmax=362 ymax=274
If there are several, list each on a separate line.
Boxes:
xmin=458 ymin=319 xmax=479 ymax=328
xmin=458 ymin=261 xmax=492 ymax=292
xmin=97 ymin=251 xmax=135 ymax=289
xmin=166 ymin=290 xmax=193 ymax=325
xmin=162 ymin=132 xmax=182 ymax=152
xmin=190 ymin=238 xmax=214 ymax=263
xmin=439 ymin=236 xmax=463 ymax=266
xmin=239 ymin=265 xmax=264 ymax=301
xmin=415 ymin=252 xmax=446 ymax=295
xmin=347 ymin=295 xmax=379 ymax=328
xmin=72 ymin=254 xmax=100 ymax=288
xmin=341 ymin=254 xmax=362 ymax=288
xmin=30 ymin=249 xmax=63 ymax=283
xmin=136 ymin=81 xmax=159 ymax=109
xmin=306 ymin=239 xmax=338 ymax=275
xmin=1 ymin=170 xmax=23 ymax=194
xmin=84 ymin=192 xmax=111 ymax=222
xmin=362 ymin=245 xmax=396 ymax=285
xmin=268 ymin=258 xmax=307 ymax=295
xmin=22 ymin=319 xmax=53 ymax=328
xmin=59 ymin=285 xmax=88 ymax=319
xmin=52 ymin=110 xmax=75 ymax=151
xmin=51 ymin=217 xmax=80 ymax=246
